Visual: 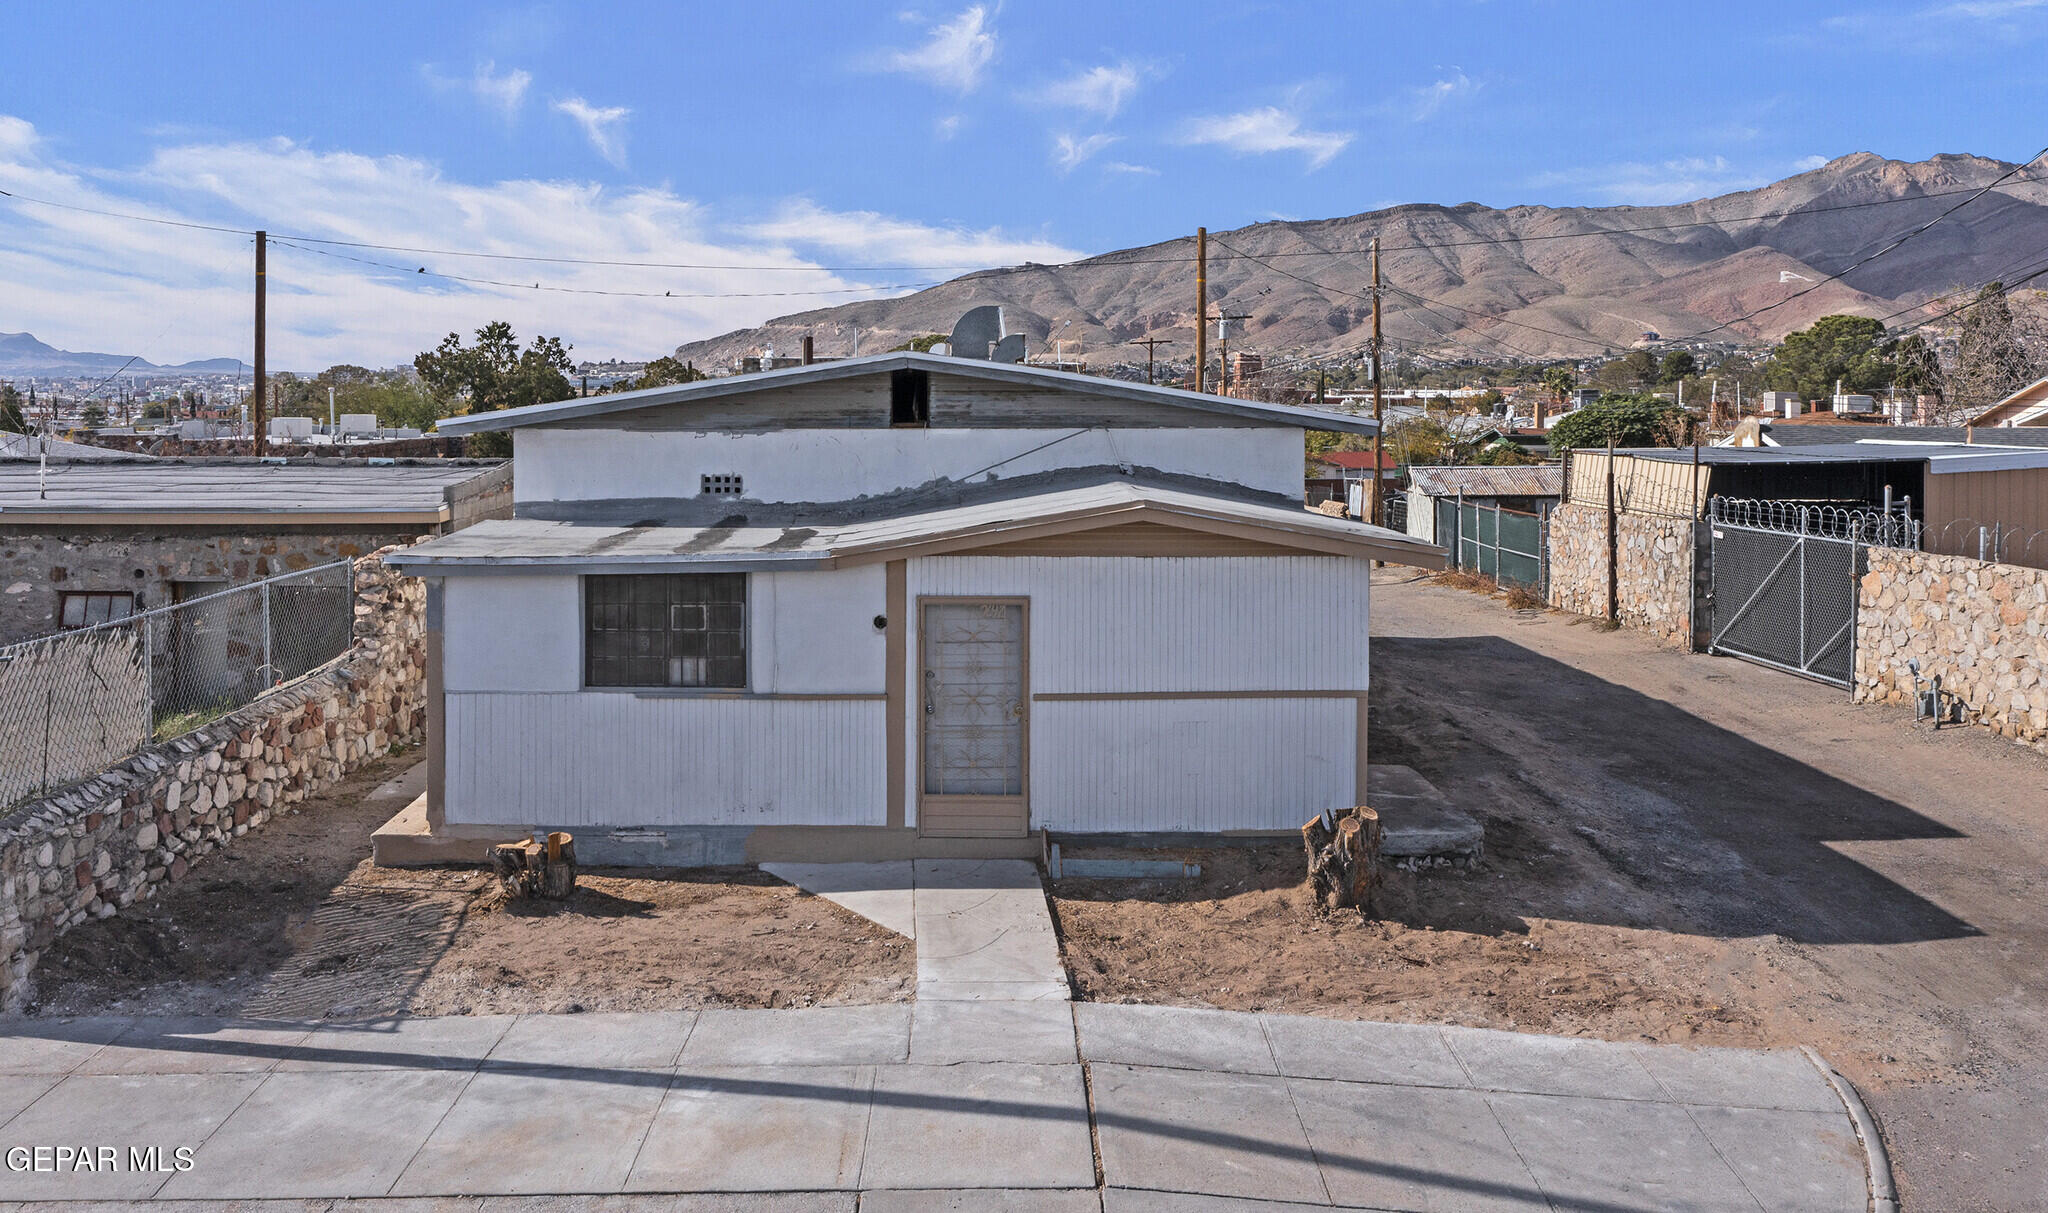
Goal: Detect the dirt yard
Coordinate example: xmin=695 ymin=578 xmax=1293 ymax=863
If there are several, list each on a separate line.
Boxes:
xmin=1054 ymin=569 xmax=2048 ymax=1212
xmin=22 ymin=757 xmax=911 ymax=1017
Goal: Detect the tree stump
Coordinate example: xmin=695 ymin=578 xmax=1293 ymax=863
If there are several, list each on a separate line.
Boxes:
xmin=489 ymin=832 xmax=578 ymax=901
xmin=1303 ymin=806 xmax=1383 ymax=913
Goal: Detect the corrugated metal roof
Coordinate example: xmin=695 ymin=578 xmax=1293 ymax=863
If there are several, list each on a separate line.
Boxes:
xmin=1405 ymin=465 xmax=1564 ymax=498
xmin=432 ymin=351 xmax=1383 ymax=437
xmin=1626 ymin=442 xmax=2048 ymax=473
xmin=1763 ymin=423 xmax=2048 ymax=448
xmin=386 ymin=477 xmax=1441 ymax=573
xmin=0 ymin=460 xmax=505 ymax=518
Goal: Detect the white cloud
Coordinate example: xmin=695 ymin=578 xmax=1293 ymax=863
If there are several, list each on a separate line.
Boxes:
xmin=882 ymin=5 xmax=997 ymax=93
xmin=1177 ymin=106 xmax=1353 ymax=169
xmin=1040 ymin=61 xmax=1141 ymax=118
xmin=552 ymin=96 xmax=631 ymax=167
xmin=1528 ymin=155 xmax=1770 ymax=205
xmin=1792 ymin=154 xmax=1830 ymax=172
xmin=422 ymin=61 xmax=532 ymax=119
xmin=1102 ymin=160 xmax=1158 ymax=176
xmin=1051 ymin=132 xmax=1119 ymax=174
xmin=743 ymin=199 xmax=1083 ymax=268
xmin=1409 ymin=70 xmax=1478 ymax=121
xmin=0 ymin=114 xmax=1084 ymax=369
xmin=935 ymin=114 xmax=964 ymax=140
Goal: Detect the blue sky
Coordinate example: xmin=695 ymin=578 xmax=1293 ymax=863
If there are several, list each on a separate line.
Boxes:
xmin=2 ymin=0 xmax=2044 ymax=368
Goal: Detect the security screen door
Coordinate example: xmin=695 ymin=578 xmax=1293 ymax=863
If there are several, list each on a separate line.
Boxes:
xmin=919 ymin=600 xmax=1028 ymax=838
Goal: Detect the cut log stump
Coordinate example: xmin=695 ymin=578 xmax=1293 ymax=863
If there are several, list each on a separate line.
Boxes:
xmin=489 ymin=832 xmax=579 ymax=901
xmin=1303 ymin=806 xmax=1383 ymax=914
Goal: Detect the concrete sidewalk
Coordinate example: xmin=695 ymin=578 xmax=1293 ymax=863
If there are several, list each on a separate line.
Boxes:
xmin=0 ymin=1004 xmax=1876 ymax=1210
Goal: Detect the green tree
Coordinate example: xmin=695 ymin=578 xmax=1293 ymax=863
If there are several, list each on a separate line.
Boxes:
xmin=0 ymin=384 xmax=26 ymax=433
xmin=415 ymin=322 xmax=576 ymax=457
xmin=889 ymin=333 xmax=947 ymax=353
xmin=1385 ymin=416 xmax=1456 ymax=466
xmin=1763 ymin=314 xmax=1891 ymax=400
xmin=632 ymin=355 xmax=706 ymax=390
xmin=1540 ymin=365 xmax=1575 ymax=408
xmin=80 ymin=403 xmax=107 ymax=429
xmin=1547 ymin=392 xmax=1688 ymax=453
xmin=1659 ymin=351 xmax=1697 ymax=383
xmin=1883 ymin=334 xmax=1943 ymax=403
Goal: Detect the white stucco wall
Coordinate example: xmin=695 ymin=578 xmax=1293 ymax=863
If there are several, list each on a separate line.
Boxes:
xmin=514 ymin=427 xmax=1305 ymax=506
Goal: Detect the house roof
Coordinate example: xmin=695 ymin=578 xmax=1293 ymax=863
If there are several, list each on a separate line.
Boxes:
xmin=431 ymin=351 xmax=1382 ymax=437
xmin=1967 ymin=375 xmax=2048 ymax=427
xmin=0 ymin=432 xmax=151 ymax=462
xmin=385 ymin=475 xmax=1444 ymax=574
xmin=1315 ymin=451 xmax=1399 ymax=470
xmin=1406 ymin=465 xmax=1565 ymax=498
xmin=0 ymin=459 xmax=509 ymax=525
xmin=1623 ymin=441 xmax=2048 ymax=475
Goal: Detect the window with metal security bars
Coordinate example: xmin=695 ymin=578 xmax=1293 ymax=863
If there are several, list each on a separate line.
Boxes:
xmin=701 ymin=473 xmax=743 ymax=496
xmin=58 ymin=591 xmax=136 ymax=629
xmin=584 ymin=574 xmax=746 ymax=688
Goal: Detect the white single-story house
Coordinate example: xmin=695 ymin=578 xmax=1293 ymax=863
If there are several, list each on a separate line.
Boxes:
xmin=379 ymin=351 xmax=1442 ymax=864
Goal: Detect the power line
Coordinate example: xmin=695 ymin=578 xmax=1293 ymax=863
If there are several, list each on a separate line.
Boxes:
xmin=6 ymin=168 xmax=2044 ymax=275
xmin=268 ymin=238 xmax=944 ymax=301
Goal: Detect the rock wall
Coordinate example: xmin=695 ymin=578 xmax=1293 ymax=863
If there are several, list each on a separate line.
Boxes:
xmin=1855 ymin=548 xmax=2048 ymax=751
xmin=0 ymin=529 xmax=416 ymax=644
xmin=0 ymin=548 xmax=425 ymax=1012
xmin=1546 ymin=502 xmax=1700 ymax=648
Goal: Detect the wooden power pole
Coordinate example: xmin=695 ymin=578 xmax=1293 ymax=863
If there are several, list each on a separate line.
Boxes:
xmin=1194 ymin=227 xmax=1207 ymax=392
xmin=1128 ymin=337 xmax=1171 ymax=384
xmin=253 ymin=230 xmax=268 ymax=457
xmin=1369 ymin=235 xmax=1385 ymax=528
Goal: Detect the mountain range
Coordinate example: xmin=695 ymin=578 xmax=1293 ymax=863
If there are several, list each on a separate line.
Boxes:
xmin=0 ymin=331 xmax=242 ymax=377
xmin=675 ymin=153 xmax=2048 ymax=370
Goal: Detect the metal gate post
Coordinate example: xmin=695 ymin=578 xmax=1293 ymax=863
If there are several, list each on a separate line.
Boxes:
xmin=262 ymin=580 xmax=272 ymax=689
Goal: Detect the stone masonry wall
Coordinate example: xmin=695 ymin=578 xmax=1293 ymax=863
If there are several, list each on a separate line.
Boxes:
xmin=0 ymin=528 xmax=421 ymax=645
xmin=0 ymin=547 xmax=425 ymax=1012
xmin=1546 ymin=501 xmax=1699 ymax=649
xmin=1855 ymin=547 xmax=2048 ymax=752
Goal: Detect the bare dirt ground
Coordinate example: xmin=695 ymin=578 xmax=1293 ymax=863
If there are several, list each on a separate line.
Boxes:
xmin=21 ymin=756 xmax=911 ymax=1018
xmin=1053 ymin=570 xmax=2048 ymax=1212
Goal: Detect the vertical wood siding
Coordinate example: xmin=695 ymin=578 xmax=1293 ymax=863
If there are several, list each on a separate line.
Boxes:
xmin=1028 ymin=697 xmax=1356 ymax=833
xmin=445 ymin=693 xmax=885 ymax=827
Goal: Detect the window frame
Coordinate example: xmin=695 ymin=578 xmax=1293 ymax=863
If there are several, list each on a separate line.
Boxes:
xmin=57 ymin=590 xmax=137 ymax=630
xmin=580 ymin=572 xmax=749 ymax=692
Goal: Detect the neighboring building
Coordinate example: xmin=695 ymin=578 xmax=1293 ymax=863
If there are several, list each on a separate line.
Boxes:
xmin=0 ymin=458 xmax=510 ymax=643
xmin=1721 ymin=417 xmax=2048 ymax=449
xmin=1307 ymin=449 xmax=1400 ymax=509
xmin=381 ymin=351 xmax=1441 ymax=864
xmin=1570 ymin=441 xmax=2048 ymax=566
xmin=1403 ymin=465 xmax=1564 ymax=547
xmin=1968 ymin=376 xmax=2048 ymax=428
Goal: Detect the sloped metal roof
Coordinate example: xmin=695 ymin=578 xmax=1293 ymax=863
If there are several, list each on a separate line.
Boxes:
xmin=385 ymin=476 xmax=1442 ymax=573
xmin=1405 ymin=465 xmax=1564 ymax=498
xmin=0 ymin=459 xmax=507 ymax=519
xmin=431 ymin=351 xmax=1381 ymax=437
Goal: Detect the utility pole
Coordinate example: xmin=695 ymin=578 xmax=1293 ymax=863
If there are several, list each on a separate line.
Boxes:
xmin=1194 ymin=227 xmax=1208 ymax=392
xmin=1128 ymin=337 xmax=1171 ymax=385
xmin=1369 ymin=235 xmax=1386 ymax=529
xmin=1215 ymin=312 xmax=1250 ymax=395
xmin=253 ymin=230 xmax=268 ymax=457
xmin=327 ymin=384 xmax=335 ymax=438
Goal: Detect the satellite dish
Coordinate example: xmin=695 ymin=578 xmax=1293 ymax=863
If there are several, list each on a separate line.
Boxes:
xmin=990 ymin=333 xmax=1026 ymax=363
xmin=948 ymin=305 xmax=1005 ymax=360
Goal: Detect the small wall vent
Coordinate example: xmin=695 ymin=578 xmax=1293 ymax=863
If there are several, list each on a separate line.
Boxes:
xmin=701 ymin=473 xmax=744 ymax=496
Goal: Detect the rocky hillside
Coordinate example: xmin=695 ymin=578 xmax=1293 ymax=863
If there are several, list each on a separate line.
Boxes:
xmin=675 ymin=153 xmax=2048 ymax=370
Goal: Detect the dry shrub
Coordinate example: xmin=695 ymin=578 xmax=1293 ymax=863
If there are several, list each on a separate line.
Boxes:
xmin=1431 ymin=567 xmax=1497 ymax=594
xmin=1502 ymin=581 xmax=1544 ymax=610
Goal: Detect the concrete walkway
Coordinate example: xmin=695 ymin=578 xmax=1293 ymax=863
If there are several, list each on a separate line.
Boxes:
xmin=763 ymin=858 xmax=1069 ymax=1002
xmin=0 ymin=1004 xmax=1877 ymax=1210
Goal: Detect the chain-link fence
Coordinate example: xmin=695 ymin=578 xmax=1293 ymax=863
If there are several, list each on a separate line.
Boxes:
xmin=1437 ymin=497 xmax=1550 ymax=594
xmin=0 ymin=560 xmax=356 ymax=808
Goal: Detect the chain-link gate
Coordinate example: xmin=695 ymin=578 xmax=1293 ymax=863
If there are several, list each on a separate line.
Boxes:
xmin=1705 ymin=497 xmax=1919 ymax=688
